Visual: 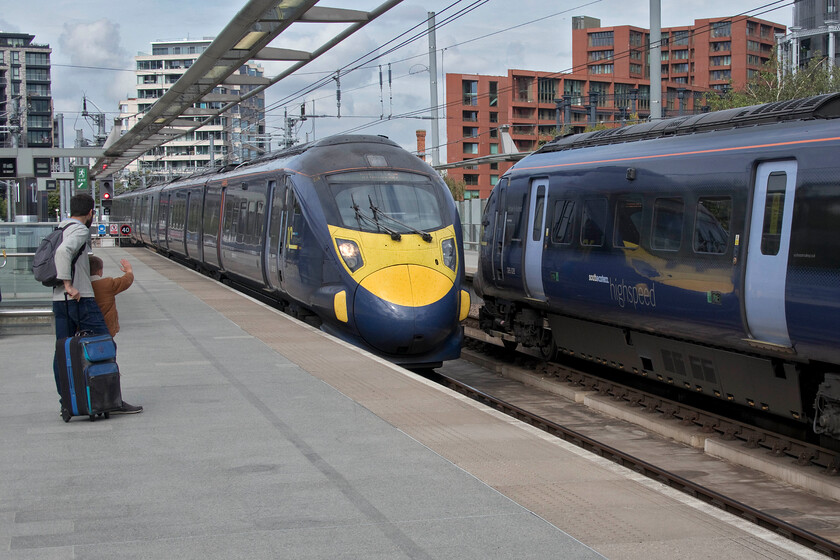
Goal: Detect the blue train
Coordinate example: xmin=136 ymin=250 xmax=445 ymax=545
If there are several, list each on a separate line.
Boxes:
xmin=474 ymin=94 xmax=840 ymax=443
xmin=113 ymin=134 xmax=470 ymax=368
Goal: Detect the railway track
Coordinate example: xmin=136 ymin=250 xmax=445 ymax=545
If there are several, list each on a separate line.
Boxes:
xmin=426 ymin=323 xmax=840 ymax=557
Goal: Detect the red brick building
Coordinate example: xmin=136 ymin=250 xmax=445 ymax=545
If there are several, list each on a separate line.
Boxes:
xmin=445 ymin=16 xmax=785 ymax=199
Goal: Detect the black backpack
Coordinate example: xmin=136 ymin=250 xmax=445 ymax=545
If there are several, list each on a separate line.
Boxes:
xmin=32 ymin=223 xmax=85 ymax=287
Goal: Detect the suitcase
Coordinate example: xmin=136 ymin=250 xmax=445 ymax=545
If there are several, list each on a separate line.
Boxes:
xmin=56 ymin=332 xmax=123 ymax=422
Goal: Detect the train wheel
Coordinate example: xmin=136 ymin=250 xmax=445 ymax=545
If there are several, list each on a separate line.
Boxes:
xmin=502 ymin=339 xmax=518 ymax=352
xmin=539 ymin=339 xmax=558 ymax=362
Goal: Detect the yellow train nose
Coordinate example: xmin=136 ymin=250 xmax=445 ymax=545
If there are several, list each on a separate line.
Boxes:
xmin=359 ymin=264 xmax=453 ymax=307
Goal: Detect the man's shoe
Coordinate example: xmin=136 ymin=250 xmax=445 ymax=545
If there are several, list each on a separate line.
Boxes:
xmin=112 ymin=401 xmax=143 ymax=414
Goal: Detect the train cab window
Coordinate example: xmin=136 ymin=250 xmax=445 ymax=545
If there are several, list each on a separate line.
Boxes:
xmin=581 ymin=198 xmax=607 ymax=247
xmin=652 ymin=197 xmax=684 ymax=251
xmin=551 ymin=199 xmax=576 ymax=244
xmin=327 ymin=170 xmax=445 ymax=233
xmin=613 ymin=197 xmax=642 ymax=249
xmin=694 ymin=197 xmax=731 ymax=254
xmin=761 ymin=172 xmax=787 ymax=256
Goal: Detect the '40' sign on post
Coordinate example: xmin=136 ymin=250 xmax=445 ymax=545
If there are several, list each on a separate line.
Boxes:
xmin=74 ymin=166 xmax=89 ymax=190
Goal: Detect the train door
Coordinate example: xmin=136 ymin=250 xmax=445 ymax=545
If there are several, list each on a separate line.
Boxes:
xmin=523 ymin=178 xmax=549 ymax=300
xmin=281 ymin=183 xmax=304 ymax=295
xmin=744 ymin=160 xmax=797 ymax=346
xmin=264 ymin=178 xmax=287 ymax=291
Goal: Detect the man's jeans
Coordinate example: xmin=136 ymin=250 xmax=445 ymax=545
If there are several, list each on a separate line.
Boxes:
xmin=52 ymin=297 xmax=109 ymax=398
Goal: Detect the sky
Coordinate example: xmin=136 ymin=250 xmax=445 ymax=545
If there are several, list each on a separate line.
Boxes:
xmin=1 ymin=0 xmax=794 ymax=162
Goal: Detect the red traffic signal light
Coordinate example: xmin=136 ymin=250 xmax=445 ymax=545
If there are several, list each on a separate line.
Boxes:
xmin=102 ymin=191 xmax=111 ymax=200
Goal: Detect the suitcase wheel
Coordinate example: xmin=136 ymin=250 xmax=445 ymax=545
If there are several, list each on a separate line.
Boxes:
xmin=61 ymin=409 xmax=71 ymax=423
xmin=89 ymin=415 xmax=95 ymax=422
xmin=104 ymin=412 xmax=110 ymax=419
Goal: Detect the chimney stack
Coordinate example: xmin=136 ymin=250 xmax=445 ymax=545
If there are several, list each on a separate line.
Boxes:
xmin=416 ymin=130 xmax=427 ymax=161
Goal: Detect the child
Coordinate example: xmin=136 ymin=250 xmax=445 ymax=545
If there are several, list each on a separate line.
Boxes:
xmin=89 ymin=256 xmax=134 ymax=338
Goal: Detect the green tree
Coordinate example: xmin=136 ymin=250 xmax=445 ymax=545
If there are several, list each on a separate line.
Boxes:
xmin=47 ymin=192 xmax=60 ymax=221
xmin=706 ymin=53 xmax=840 ymax=110
xmin=442 ymin=174 xmax=465 ymax=201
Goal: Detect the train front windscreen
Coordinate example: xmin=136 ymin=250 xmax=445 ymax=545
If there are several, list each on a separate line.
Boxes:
xmin=325 ymin=170 xmax=447 ymax=233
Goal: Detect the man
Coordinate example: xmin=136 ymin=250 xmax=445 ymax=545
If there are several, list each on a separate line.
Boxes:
xmin=52 ymin=193 xmax=142 ymax=415
xmin=89 ymin=255 xmax=133 ymax=338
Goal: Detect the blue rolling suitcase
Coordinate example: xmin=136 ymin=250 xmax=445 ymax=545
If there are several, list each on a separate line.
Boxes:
xmin=56 ymin=332 xmax=123 ymax=422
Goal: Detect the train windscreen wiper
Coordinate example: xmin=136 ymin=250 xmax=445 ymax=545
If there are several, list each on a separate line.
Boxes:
xmin=368 ymin=197 xmax=432 ymax=243
xmin=352 ymin=195 xmax=401 ymax=240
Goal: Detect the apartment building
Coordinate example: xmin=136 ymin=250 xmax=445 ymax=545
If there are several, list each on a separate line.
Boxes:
xmin=0 ymin=32 xmax=53 ymax=149
xmin=777 ymin=0 xmax=840 ymax=71
xmin=119 ymin=39 xmax=266 ymax=180
xmin=445 ymin=15 xmax=785 ymax=199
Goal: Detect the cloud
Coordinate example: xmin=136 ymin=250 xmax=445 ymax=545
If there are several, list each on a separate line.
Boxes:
xmin=59 ymin=19 xmax=128 ymax=68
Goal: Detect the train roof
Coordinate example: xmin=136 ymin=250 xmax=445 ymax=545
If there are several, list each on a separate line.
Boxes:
xmin=117 ymin=134 xmax=402 ymax=194
xmin=536 ymin=93 xmax=840 ymax=154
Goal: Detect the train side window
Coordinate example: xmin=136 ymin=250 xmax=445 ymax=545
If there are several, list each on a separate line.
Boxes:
xmin=694 ymin=197 xmax=731 ymax=254
xmin=581 ymin=198 xmax=607 ymax=247
xmin=613 ymin=197 xmax=642 ymax=249
xmin=652 ymin=197 xmax=684 ymax=251
xmin=761 ymin=172 xmax=786 ymax=256
xmin=551 ymin=199 xmax=576 ymax=244
xmin=531 ymin=185 xmax=546 ymax=241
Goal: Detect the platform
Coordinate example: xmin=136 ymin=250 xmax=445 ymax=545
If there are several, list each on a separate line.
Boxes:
xmin=0 ymin=246 xmax=823 ymax=559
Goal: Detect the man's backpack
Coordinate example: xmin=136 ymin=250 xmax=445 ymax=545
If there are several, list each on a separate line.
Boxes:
xmin=32 ymin=223 xmax=85 ymax=287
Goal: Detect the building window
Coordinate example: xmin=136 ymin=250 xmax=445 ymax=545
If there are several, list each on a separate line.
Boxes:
xmin=514 ymin=76 xmax=532 ymax=102
xmin=673 ymin=30 xmax=689 ymax=46
xmin=589 ymin=64 xmax=613 ymax=75
xmin=463 ymin=127 xmax=478 ymax=138
xmin=538 ymin=77 xmax=556 ymax=103
xmin=672 ymin=63 xmax=689 ymax=73
xmin=464 ymin=174 xmax=479 ymax=185
xmin=463 ymin=142 xmax=478 ymax=154
xmin=489 ymin=81 xmax=498 ymax=107
xmin=462 ymin=80 xmax=478 ymax=106
xmin=711 ymin=41 xmax=731 ymax=52
xmin=711 ymin=69 xmax=731 ymax=81
xmin=629 ymin=32 xmax=644 ymax=47
xmin=463 ymin=110 xmax=478 ymax=122
xmin=712 ymin=21 xmax=731 ymax=38
xmin=589 ymin=31 xmax=614 ymax=47
xmin=490 ymin=163 xmax=499 ymax=170
xmin=489 ymin=128 xmax=498 ymax=138
xmin=25 ymin=52 xmax=49 ymax=65
xmin=672 ymin=49 xmax=689 ymax=60
xmin=747 ymin=40 xmax=760 ymax=52
xmin=489 ymin=112 xmax=498 ymax=123
xmin=747 ymin=54 xmax=761 ymax=65
xmin=711 ymin=56 xmax=731 ymax=66
xmin=589 ymin=50 xmax=614 ymax=62
xmin=564 ymin=80 xmax=584 ymax=105
xmin=11 ymin=51 xmax=19 ymax=64
xmin=490 ymin=144 xmax=499 ymax=154
xmin=747 ymin=22 xmax=757 ymax=36
xmin=630 ymin=63 xmax=643 ymax=75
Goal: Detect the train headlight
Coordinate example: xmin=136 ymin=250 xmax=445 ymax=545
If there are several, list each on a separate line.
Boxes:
xmin=441 ymin=238 xmax=456 ymax=271
xmin=336 ymin=239 xmax=363 ymax=272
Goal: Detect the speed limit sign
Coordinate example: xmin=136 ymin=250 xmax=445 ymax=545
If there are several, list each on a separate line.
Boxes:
xmin=120 ymin=224 xmax=132 ymax=236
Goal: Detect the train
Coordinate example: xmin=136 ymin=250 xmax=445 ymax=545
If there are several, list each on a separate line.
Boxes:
xmin=473 ymin=93 xmax=840 ymax=444
xmin=113 ymin=134 xmax=470 ymax=368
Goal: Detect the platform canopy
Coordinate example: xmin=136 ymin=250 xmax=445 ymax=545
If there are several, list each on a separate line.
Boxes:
xmin=92 ymin=0 xmax=403 ymax=179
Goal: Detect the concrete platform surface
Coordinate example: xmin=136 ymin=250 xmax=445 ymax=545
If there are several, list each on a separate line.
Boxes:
xmin=0 ymin=247 xmax=599 ymax=560
xmin=0 ymin=246 xmax=825 ymax=560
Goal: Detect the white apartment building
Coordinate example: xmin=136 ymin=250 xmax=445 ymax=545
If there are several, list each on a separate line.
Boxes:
xmin=119 ymin=39 xmax=267 ymax=180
